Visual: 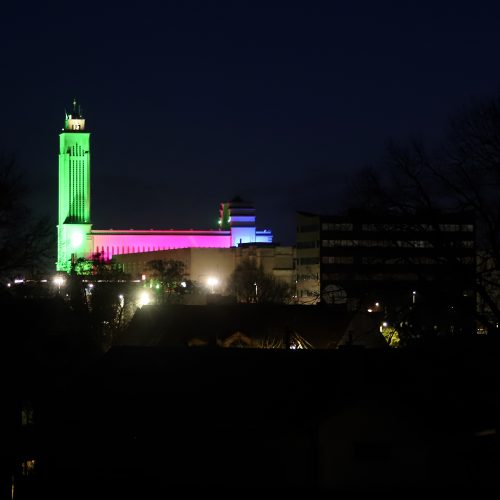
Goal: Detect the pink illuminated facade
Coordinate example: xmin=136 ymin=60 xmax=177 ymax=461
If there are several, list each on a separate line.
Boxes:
xmin=91 ymin=226 xmax=273 ymax=261
xmin=90 ymin=227 xmax=273 ymax=260
xmin=92 ymin=230 xmax=232 ymax=261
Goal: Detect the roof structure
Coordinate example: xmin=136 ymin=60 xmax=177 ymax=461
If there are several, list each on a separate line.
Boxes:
xmin=120 ymin=304 xmax=386 ymax=349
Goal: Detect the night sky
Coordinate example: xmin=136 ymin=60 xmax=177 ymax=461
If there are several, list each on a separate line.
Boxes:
xmin=2 ymin=1 xmax=500 ymax=245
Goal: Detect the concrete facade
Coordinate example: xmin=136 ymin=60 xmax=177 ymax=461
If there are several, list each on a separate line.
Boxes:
xmin=114 ymin=244 xmax=295 ymax=297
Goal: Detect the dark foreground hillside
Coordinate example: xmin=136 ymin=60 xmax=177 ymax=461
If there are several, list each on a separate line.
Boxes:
xmin=7 ymin=336 xmax=500 ymax=497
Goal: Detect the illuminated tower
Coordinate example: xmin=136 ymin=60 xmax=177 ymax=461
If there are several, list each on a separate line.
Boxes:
xmin=56 ymin=99 xmax=93 ymax=271
xmin=220 ymin=197 xmax=257 ymax=246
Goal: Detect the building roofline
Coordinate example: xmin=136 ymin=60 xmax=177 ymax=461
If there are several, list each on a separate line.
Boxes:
xmin=91 ymin=229 xmax=232 ymax=236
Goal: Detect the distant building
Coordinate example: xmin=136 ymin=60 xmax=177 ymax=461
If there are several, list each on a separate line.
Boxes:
xmin=56 ymin=101 xmax=273 ymax=272
xmin=114 ymin=243 xmax=295 ymax=298
xmin=295 ymin=211 xmax=476 ymax=322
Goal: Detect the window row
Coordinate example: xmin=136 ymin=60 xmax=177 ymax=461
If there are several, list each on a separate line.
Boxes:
xmin=298 ymin=257 xmax=320 ymax=265
xmin=361 ymin=256 xmax=475 ymax=265
xmin=322 ymin=239 xmax=474 ymax=248
xmin=322 ymin=256 xmax=354 ymax=264
xmin=360 ymin=223 xmax=474 ymax=232
xmin=297 ymin=273 xmax=319 ymax=281
xmin=322 ymin=223 xmax=353 ymax=231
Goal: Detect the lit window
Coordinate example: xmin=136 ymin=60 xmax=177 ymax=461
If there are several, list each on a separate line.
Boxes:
xmin=21 ymin=459 xmax=36 ymax=476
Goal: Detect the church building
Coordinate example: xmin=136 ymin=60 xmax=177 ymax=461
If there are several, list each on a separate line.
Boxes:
xmin=56 ymin=101 xmax=273 ymax=272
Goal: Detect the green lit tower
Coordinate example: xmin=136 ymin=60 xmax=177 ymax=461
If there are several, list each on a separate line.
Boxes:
xmin=56 ymin=99 xmax=93 ymax=271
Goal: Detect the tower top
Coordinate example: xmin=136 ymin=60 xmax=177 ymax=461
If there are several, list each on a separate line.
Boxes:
xmin=64 ymin=99 xmax=85 ymax=131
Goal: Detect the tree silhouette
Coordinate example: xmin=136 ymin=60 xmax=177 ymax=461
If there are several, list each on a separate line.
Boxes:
xmin=344 ymin=93 xmax=500 ymax=334
xmin=144 ymin=259 xmax=188 ymax=303
xmin=227 ymin=259 xmax=291 ymax=304
xmin=0 ymin=156 xmax=53 ymax=281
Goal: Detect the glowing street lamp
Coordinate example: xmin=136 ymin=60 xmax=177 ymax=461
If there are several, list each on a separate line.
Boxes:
xmin=139 ymin=291 xmax=151 ymax=307
xmin=207 ymin=277 xmax=219 ymax=293
xmin=53 ymin=276 xmax=65 ymax=293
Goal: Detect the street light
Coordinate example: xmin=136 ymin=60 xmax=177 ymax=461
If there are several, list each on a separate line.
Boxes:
xmin=138 ymin=291 xmax=150 ymax=307
xmin=53 ymin=276 xmax=65 ymax=294
xmin=207 ymin=277 xmax=219 ymax=294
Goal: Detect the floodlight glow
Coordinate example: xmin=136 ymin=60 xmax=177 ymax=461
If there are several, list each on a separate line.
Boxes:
xmin=139 ymin=291 xmax=150 ymax=306
xmin=207 ymin=276 xmax=219 ymax=293
xmin=70 ymin=231 xmax=83 ymax=248
xmin=53 ymin=276 xmax=65 ymax=287
xmin=180 ymin=281 xmax=187 ymax=288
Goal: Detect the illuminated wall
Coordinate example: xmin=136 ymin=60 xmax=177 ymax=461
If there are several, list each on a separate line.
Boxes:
xmin=220 ymin=197 xmax=275 ymax=246
xmin=92 ymin=229 xmax=272 ymax=260
xmin=57 ymin=101 xmax=92 ymax=271
xmin=114 ymin=245 xmax=296 ymax=296
xmin=255 ymin=230 xmax=273 ymax=244
xmin=92 ymin=230 xmax=232 ymax=260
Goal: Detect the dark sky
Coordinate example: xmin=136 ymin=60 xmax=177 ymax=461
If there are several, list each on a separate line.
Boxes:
xmin=2 ymin=1 xmax=500 ymax=245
